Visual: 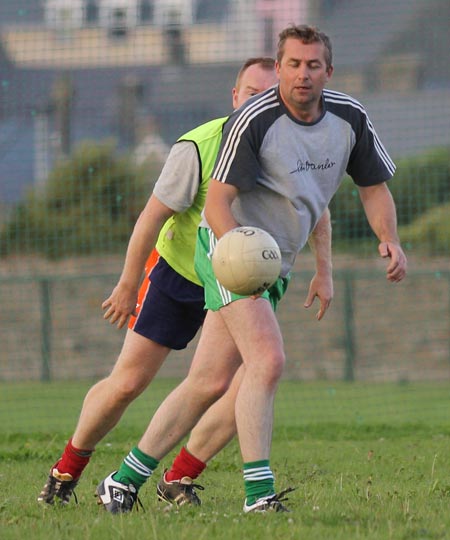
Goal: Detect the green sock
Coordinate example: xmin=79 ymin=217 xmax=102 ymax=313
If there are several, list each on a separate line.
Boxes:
xmin=113 ymin=446 xmax=159 ymax=491
xmin=243 ymin=459 xmax=275 ymax=505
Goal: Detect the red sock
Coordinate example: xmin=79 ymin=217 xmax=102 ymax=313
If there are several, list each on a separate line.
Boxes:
xmin=165 ymin=446 xmax=206 ymax=482
xmin=54 ymin=438 xmax=94 ymax=480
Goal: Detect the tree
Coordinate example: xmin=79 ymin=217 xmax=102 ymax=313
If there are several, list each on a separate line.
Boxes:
xmin=0 ymin=140 xmax=162 ymax=259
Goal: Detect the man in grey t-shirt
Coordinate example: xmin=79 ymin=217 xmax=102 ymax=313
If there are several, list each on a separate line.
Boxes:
xmin=198 ymin=25 xmax=407 ymax=512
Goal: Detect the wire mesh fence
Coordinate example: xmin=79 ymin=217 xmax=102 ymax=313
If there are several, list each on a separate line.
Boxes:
xmin=1 ymin=261 xmax=449 ymax=382
xmin=1 ymin=0 xmax=449 ymax=387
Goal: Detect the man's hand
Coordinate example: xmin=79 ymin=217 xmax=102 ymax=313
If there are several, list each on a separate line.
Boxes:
xmin=102 ymin=282 xmax=138 ymax=329
xmin=304 ymin=271 xmax=334 ymax=321
xmin=378 ymin=241 xmax=407 ymax=283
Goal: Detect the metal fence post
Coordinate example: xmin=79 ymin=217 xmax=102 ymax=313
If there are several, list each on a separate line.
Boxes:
xmin=39 ymin=278 xmax=52 ymax=381
xmin=343 ymin=270 xmax=355 ymax=381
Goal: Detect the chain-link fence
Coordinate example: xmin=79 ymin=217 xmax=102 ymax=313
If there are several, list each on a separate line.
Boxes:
xmin=1 ymin=0 xmax=449 ymax=385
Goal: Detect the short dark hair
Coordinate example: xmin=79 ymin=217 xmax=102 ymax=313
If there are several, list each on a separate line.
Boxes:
xmin=277 ymin=25 xmax=332 ymax=69
xmin=235 ymin=57 xmax=276 ymax=88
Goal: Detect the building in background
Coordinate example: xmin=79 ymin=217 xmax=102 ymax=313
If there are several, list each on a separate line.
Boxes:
xmin=0 ymin=0 xmax=449 ymax=204
xmin=255 ymin=0 xmax=316 ymax=55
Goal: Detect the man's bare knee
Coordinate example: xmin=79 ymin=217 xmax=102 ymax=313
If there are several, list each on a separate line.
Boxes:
xmin=185 ymin=372 xmax=231 ymax=404
xmin=101 ymin=373 xmax=147 ymax=404
xmin=247 ymin=351 xmax=285 ymax=388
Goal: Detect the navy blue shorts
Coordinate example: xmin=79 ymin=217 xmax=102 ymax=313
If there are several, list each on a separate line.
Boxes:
xmin=128 ymin=250 xmax=206 ymax=350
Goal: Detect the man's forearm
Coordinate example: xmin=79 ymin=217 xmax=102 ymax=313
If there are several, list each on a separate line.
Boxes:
xmin=358 ymin=183 xmax=400 ymax=244
xmin=308 ymin=208 xmax=332 ymax=274
xmin=118 ymin=195 xmax=174 ymax=290
xmin=204 ymin=180 xmax=240 ymax=239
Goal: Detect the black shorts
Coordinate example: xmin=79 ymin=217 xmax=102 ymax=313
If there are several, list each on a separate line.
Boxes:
xmin=128 ymin=250 xmax=206 ymax=350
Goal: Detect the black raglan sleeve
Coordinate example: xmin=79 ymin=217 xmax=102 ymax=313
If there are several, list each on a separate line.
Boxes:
xmin=346 ymin=107 xmax=396 ymax=186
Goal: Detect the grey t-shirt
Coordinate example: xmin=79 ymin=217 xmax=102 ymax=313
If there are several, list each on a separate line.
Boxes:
xmin=204 ymin=86 xmax=395 ymax=276
xmin=153 ymin=141 xmax=200 ymax=212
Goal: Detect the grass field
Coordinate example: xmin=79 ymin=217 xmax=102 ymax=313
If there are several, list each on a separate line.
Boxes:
xmin=2 ymin=380 xmax=450 ymax=539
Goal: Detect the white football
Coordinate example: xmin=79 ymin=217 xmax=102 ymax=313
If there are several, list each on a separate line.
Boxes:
xmin=212 ymin=226 xmax=281 ymax=296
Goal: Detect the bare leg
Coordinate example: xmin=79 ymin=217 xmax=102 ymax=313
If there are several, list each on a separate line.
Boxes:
xmin=72 ymin=330 xmax=170 ymax=449
xmin=138 ymin=311 xmax=242 ymax=459
xmin=185 ymin=365 xmax=244 ymax=463
xmin=219 ymin=298 xmax=285 ymax=462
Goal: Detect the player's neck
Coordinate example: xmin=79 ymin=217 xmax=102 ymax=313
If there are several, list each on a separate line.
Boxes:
xmin=280 ymin=89 xmax=323 ymax=123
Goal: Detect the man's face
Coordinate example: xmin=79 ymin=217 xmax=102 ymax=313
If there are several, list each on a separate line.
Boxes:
xmin=276 ymin=38 xmax=333 ymax=121
xmin=232 ymin=64 xmax=278 ymax=109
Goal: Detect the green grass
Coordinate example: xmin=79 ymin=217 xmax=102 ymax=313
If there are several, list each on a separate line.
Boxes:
xmin=2 ymin=380 xmax=450 ymax=539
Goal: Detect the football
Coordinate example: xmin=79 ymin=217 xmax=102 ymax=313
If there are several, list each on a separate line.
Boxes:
xmin=211 ymin=226 xmax=282 ymax=296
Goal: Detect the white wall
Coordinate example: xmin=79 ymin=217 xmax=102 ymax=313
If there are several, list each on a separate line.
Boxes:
xmin=153 ymin=0 xmax=195 ymax=26
xmin=45 ymin=0 xmax=85 ymax=29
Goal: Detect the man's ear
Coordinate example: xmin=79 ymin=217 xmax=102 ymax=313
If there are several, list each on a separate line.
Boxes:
xmin=326 ymin=65 xmax=334 ymax=81
xmin=275 ymin=61 xmax=281 ymax=78
xmin=232 ymin=87 xmax=238 ymax=109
